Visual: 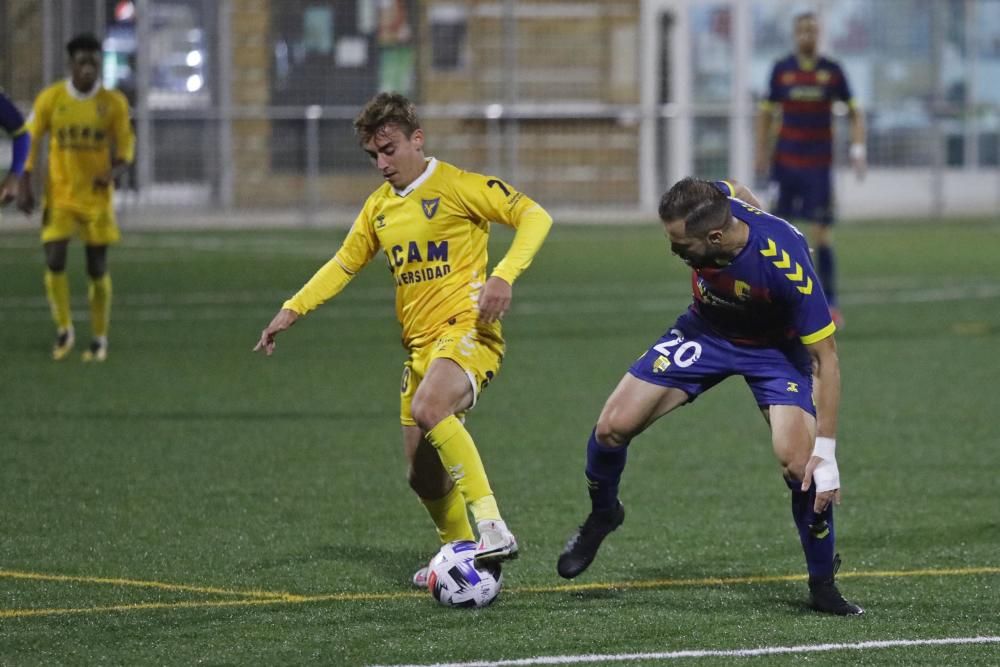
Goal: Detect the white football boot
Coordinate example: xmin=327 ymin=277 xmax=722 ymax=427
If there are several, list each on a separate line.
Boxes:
xmin=473 ymin=520 xmax=519 ymax=564
xmin=412 ymin=565 xmax=430 ymax=589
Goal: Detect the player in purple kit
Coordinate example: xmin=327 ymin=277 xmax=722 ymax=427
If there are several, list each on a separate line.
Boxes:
xmin=755 ymin=12 xmax=866 ymax=328
xmin=556 ymin=177 xmax=862 ymax=615
xmin=0 ymin=91 xmax=30 ymax=205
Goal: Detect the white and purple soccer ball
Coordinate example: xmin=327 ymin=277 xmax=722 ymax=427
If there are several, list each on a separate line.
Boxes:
xmin=426 ymin=540 xmax=503 ymax=608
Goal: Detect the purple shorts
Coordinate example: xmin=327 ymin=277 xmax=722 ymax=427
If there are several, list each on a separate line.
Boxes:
xmin=628 ymin=311 xmax=816 ymax=415
xmin=771 ymin=164 xmax=833 ymax=226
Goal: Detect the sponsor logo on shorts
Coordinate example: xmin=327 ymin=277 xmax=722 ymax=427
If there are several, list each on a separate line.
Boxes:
xmin=652 ymin=355 xmax=671 ymax=373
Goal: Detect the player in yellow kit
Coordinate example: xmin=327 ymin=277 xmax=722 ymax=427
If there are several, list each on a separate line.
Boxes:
xmin=17 ymin=34 xmax=135 ymax=361
xmin=254 ymin=92 xmax=553 ymax=585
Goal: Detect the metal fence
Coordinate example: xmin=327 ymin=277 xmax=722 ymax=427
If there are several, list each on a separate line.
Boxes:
xmin=3 ymin=0 xmax=1000 ymax=224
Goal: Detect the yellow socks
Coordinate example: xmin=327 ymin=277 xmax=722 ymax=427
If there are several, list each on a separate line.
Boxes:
xmin=425 ymin=415 xmax=501 ymax=523
xmin=88 ymin=274 xmax=112 ymax=339
xmin=44 ymin=270 xmax=72 ymax=332
xmin=469 ymin=496 xmax=501 ymax=523
xmin=420 ymin=485 xmax=475 ymax=543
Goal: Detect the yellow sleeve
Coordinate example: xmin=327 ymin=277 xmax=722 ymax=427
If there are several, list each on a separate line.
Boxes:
xmin=455 ymin=173 xmax=553 ymax=284
xmin=24 ymin=88 xmax=52 ymax=172
xmin=110 ymin=92 xmax=135 ymax=163
xmin=282 ymin=206 xmax=380 ymax=315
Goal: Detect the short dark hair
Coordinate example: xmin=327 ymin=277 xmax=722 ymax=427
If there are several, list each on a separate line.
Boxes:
xmin=658 ymin=177 xmax=731 ymax=237
xmin=66 ymin=33 xmax=102 ymax=57
xmin=353 ymin=92 xmax=420 ymax=144
xmin=794 ymin=11 xmax=817 ymax=26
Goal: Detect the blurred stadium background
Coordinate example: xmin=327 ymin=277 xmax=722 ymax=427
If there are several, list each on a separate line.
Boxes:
xmin=2 ymin=0 xmax=999 ymax=225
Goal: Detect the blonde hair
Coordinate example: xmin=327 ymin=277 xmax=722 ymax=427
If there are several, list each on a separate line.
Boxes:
xmin=353 ymin=92 xmax=421 ymax=144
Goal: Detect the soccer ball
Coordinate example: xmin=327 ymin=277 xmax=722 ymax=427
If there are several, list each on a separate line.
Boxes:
xmin=426 ymin=540 xmax=503 ymax=608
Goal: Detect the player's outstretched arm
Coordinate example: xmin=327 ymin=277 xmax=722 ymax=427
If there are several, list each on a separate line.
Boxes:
xmin=254 ymin=225 xmax=374 ymax=354
xmin=253 ymin=308 xmax=299 ymax=356
xmin=801 ymin=334 xmax=842 ymax=512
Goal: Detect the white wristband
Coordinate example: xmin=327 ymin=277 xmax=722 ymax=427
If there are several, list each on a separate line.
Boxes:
xmin=849 ymin=143 xmax=866 ymax=162
xmin=813 ymin=436 xmax=836 ymax=460
xmin=812 ymin=437 xmax=840 ymax=493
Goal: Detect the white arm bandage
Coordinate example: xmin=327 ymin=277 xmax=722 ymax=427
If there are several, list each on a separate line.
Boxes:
xmin=849 ymin=143 xmax=866 ymax=162
xmin=812 ymin=436 xmax=840 ymax=493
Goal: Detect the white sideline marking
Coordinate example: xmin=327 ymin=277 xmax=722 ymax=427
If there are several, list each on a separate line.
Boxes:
xmin=368 ymin=636 xmax=1000 ymax=667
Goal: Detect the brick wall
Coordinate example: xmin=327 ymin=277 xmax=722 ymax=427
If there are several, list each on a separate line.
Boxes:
xmin=2 ymin=0 xmax=45 ymax=103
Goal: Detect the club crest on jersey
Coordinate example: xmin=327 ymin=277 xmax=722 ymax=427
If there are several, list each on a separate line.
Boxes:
xmin=422 ymin=198 xmax=440 ymax=219
xmin=375 ymin=213 xmax=387 ymax=229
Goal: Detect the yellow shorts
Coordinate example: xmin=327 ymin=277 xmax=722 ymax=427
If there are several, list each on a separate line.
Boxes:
xmin=400 ymin=323 xmax=505 ymax=427
xmin=41 ymin=207 xmax=120 ymax=245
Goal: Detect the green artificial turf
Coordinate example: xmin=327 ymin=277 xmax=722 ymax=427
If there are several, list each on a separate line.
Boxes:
xmin=1 ymin=221 xmax=998 ymax=665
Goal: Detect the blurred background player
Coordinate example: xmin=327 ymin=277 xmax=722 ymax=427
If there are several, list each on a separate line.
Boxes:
xmin=557 ymin=178 xmax=861 ymax=615
xmin=254 ymin=92 xmax=552 ymax=584
xmin=0 ymin=91 xmax=30 ymax=206
xmin=755 ymin=11 xmax=866 ymax=328
xmin=17 ymin=33 xmax=135 ymax=362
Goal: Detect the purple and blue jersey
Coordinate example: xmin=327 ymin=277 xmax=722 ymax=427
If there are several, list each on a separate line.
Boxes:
xmin=766 ymin=54 xmax=853 ymax=171
xmin=690 ymin=182 xmax=834 ymax=347
xmin=765 ymin=55 xmax=854 ymax=225
xmin=629 ymin=181 xmax=834 ymax=413
xmin=0 ymin=92 xmax=29 ymax=176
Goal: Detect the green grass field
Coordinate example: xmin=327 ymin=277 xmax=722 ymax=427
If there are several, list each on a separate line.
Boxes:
xmin=2 ymin=221 xmax=998 ymax=665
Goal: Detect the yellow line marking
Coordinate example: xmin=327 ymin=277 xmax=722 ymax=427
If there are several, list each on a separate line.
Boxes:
xmin=0 ymin=597 xmax=296 ymax=619
xmin=1 ymin=566 xmax=997 ymax=619
xmin=0 ymin=569 xmax=294 ymax=600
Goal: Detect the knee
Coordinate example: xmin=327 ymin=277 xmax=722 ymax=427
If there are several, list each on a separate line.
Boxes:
xmin=781 ymin=454 xmax=811 ymax=482
xmin=594 ymin=412 xmax=634 ymax=448
xmin=86 ymin=254 xmax=108 ymax=279
xmin=410 ymin=393 xmax=448 ymax=433
xmin=45 ymin=248 xmax=67 ymax=272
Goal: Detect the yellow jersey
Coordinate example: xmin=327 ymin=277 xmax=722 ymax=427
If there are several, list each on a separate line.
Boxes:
xmin=25 ymin=80 xmax=135 ymax=213
xmin=285 ymin=158 xmax=553 ymax=349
